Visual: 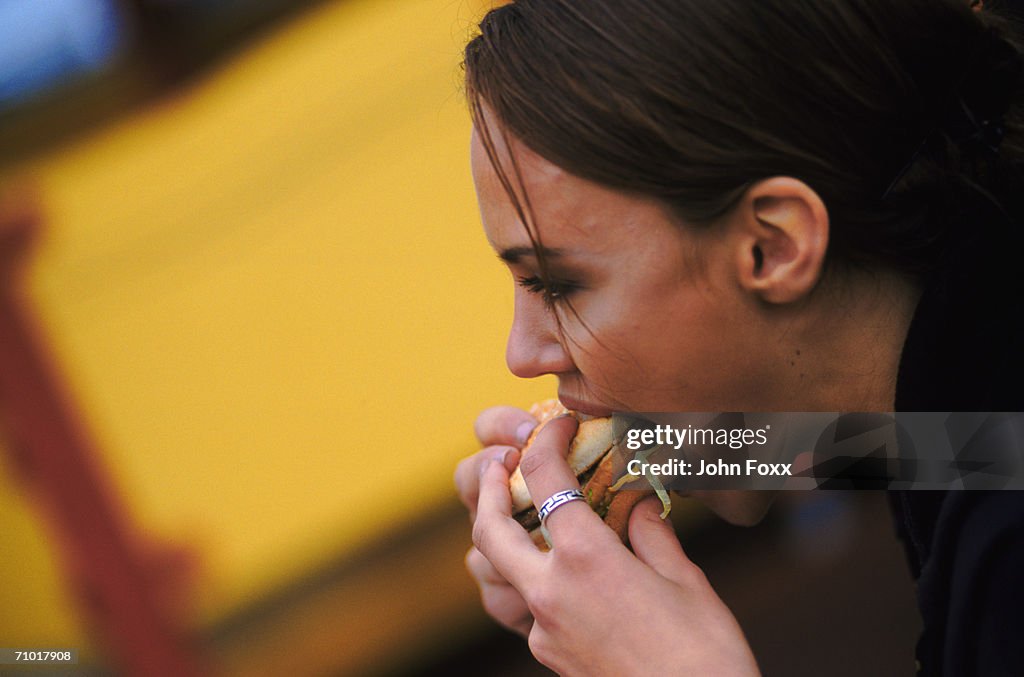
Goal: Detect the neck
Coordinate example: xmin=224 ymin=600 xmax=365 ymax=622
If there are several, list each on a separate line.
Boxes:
xmin=776 ymin=267 xmax=921 ymax=411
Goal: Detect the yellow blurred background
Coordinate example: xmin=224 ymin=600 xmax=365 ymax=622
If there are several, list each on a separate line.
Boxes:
xmin=1 ymin=0 xmax=552 ymax=673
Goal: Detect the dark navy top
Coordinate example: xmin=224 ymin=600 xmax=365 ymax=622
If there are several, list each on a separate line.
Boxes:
xmin=891 ymin=219 xmax=1024 ymax=676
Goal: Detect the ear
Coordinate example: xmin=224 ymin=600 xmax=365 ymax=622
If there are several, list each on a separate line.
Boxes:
xmin=730 ymin=177 xmax=829 ymax=304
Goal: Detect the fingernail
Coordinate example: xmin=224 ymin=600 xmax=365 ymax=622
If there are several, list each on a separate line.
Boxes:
xmin=554 ymin=413 xmax=578 ymax=427
xmin=515 ymin=421 xmax=537 ymax=445
xmin=480 ymin=448 xmax=510 ymax=479
xmin=500 ymin=447 xmax=520 ymax=471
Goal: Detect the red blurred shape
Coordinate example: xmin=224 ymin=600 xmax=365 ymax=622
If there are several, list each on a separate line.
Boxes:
xmin=0 ymin=182 xmax=209 ymax=676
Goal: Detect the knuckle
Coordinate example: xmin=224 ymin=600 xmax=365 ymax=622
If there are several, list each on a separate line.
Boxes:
xmin=456 ymin=445 xmax=509 ymax=506
xmin=480 ymin=586 xmax=520 ymax=624
xmin=465 ymin=546 xmax=502 ymax=585
xmin=453 ymin=457 xmax=474 ymax=491
xmin=455 ymin=483 xmax=478 ymax=514
xmin=523 ymin=583 xmax=560 ymax=627
xmin=474 ymin=406 xmax=510 ymax=443
xmin=480 ymin=589 xmax=504 ymax=620
xmin=488 ymin=444 xmax=517 ymax=467
xmin=526 ymin=625 xmax=546 ymax=656
xmin=476 ymin=405 xmax=538 ymax=446
xmin=677 ymin=559 xmax=709 ymax=588
xmin=471 ymin=519 xmax=491 ymax=554
xmin=527 ymin=627 xmax=557 ymax=669
xmin=552 ymin=538 xmax=594 ymax=571
xmin=517 ymin=447 xmax=553 ymax=479
xmin=473 ymin=418 xmax=493 ymax=446
xmin=464 ymin=547 xmax=484 ymax=574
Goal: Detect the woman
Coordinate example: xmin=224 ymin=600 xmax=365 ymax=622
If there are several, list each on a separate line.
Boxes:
xmin=453 ymin=1 xmax=1024 ymax=674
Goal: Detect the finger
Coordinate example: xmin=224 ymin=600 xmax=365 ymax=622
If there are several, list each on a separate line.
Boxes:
xmin=473 ymin=455 xmax=544 ymax=588
xmin=465 ymin=546 xmax=508 ymax=585
xmin=466 ymin=548 xmax=533 ymax=636
xmin=482 ymin=583 xmax=534 ymax=637
xmin=454 ymin=446 xmax=520 ymax=516
xmin=475 ymin=405 xmax=538 ymax=447
xmin=628 ymin=496 xmax=699 ymax=586
xmin=519 ymin=415 xmax=604 ymax=543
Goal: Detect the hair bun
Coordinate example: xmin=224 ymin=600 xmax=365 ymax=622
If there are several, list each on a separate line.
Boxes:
xmin=944 ymin=28 xmax=1022 ymax=155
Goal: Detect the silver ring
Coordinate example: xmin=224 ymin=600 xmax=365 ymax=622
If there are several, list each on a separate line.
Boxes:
xmin=537 ymin=489 xmax=586 ymax=525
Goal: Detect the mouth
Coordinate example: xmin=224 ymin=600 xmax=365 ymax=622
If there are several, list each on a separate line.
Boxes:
xmin=557 ymin=393 xmax=615 ymax=418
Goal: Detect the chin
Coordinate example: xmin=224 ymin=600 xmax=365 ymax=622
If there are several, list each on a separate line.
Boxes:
xmin=690 ymin=490 xmax=776 ymax=526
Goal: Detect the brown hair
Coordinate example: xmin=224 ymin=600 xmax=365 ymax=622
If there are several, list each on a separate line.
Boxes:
xmin=464 ymin=0 xmax=1024 ymax=279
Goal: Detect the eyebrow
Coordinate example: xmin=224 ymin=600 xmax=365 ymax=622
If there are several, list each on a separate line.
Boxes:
xmin=497 ymin=245 xmax=564 ymax=264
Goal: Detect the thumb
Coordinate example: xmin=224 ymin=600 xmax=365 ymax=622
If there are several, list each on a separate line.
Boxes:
xmin=628 ymin=496 xmax=695 ymax=585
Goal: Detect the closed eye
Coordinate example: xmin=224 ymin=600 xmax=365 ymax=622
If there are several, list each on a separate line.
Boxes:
xmin=516 ymin=275 xmax=580 ymax=305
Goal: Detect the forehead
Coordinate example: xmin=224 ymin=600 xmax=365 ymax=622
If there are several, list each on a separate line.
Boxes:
xmin=470 ymin=123 xmax=676 ymax=253
xmin=470 ymin=123 xmax=571 ymax=216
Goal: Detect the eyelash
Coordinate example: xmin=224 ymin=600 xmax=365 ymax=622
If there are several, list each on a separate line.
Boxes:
xmin=516 ymin=275 xmax=580 ymax=305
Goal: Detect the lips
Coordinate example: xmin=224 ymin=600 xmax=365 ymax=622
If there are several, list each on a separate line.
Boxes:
xmin=557 ymin=393 xmax=615 ymax=418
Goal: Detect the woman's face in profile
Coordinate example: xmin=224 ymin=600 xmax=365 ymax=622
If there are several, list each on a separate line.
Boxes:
xmin=471 ymin=125 xmax=788 ymax=415
xmin=471 ymin=124 xmax=780 ymax=523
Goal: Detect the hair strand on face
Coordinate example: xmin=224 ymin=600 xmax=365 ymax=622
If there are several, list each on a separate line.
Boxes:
xmin=470 ymin=96 xmax=618 ymax=362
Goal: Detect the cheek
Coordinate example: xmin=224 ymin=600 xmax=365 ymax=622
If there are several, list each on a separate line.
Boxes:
xmin=557 ymin=307 xmax=690 ymax=407
xmin=606 ymin=292 xmax=726 ymax=377
xmin=589 ymin=313 xmax=765 ymax=411
xmin=558 ymin=271 xmax=759 ymax=408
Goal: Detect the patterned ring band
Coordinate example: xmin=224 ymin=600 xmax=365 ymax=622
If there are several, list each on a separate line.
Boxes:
xmin=537 ymin=489 xmax=586 ymax=525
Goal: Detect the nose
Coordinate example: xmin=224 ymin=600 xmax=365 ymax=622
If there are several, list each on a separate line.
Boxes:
xmin=505 ymin=292 xmax=575 ymax=379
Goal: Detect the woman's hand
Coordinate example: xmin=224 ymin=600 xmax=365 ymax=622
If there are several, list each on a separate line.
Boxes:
xmin=455 ymin=405 xmax=537 ymax=635
xmin=471 ymin=415 xmax=761 ymax=676
xmin=455 ymin=405 xmax=536 ymax=522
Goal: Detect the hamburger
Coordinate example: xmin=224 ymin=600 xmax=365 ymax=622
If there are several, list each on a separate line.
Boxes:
xmin=510 ymin=399 xmax=661 ymax=548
